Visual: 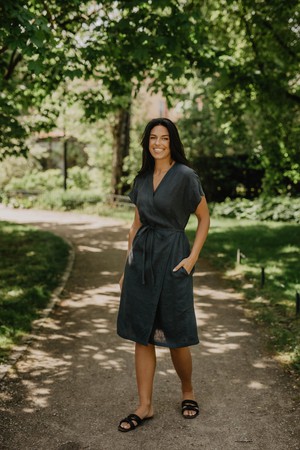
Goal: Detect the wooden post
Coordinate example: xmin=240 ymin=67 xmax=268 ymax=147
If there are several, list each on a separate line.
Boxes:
xmin=63 ymin=138 xmax=68 ymax=191
xmin=296 ymin=292 xmax=300 ymax=316
xmin=261 ymin=267 xmax=265 ymax=288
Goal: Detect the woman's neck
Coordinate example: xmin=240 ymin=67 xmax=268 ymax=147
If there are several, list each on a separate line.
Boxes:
xmin=154 ymin=159 xmax=174 ymax=174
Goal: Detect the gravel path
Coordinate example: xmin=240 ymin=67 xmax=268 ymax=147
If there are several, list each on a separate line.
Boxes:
xmin=0 ymin=206 xmax=299 ymax=450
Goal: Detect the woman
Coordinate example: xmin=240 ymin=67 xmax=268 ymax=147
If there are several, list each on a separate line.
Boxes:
xmin=117 ymin=118 xmax=210 ymax=432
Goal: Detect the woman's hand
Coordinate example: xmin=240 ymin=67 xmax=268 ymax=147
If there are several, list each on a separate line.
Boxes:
xmin=119 ymin=273 xmax=124 ymax=290
xmin=172 ymin=257 xmax=196 ymax=275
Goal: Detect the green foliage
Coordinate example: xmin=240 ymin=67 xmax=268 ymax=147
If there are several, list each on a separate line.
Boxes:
xmin=36 ymin=189 xmax=103 ymax=210
xmin=0 ymin=0 xmax=206 ymax=158
xmin=1 ymin=166 xmax=104 ymax=210
xmin=4 ymin=169 xmax=63 ymax=192
xmin=68 ymin=166 xmax=91 ymax=189
xmin=3 ymin=166 xmax=94 ymax=192
xmin=0 ymin=221 xmax=69 ymax=362
xmin=1 ymin=0 xmax=299 ymax=198
xmin=187 ymin=218 xmax=300 ymax=371
xmin=178 ymin=0 xmax=300 ymax=196
xmin=2 ymin=189 xmax=104 ymax=211
xmin=212 ymin=196 xmax=300 ymax=223
xmin=0 ymin=0 xmax=93 ymax=158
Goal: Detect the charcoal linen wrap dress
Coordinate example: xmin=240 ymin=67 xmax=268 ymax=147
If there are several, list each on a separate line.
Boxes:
xmin=117 ymin=162 xmax=205 ymax=348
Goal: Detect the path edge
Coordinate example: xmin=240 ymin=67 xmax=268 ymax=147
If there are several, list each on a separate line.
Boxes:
xmin=0 ymin=235 xmax=75 ymax=382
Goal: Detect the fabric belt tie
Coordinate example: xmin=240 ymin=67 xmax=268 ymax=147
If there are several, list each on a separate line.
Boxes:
xmin=138 ymin=224 xmax=184 ymax=285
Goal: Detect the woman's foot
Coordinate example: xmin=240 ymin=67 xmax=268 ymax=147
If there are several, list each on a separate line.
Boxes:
xmin=118 ymin=405 xmax=154 ymax=431
xmin=181 ymin=400 xmax=199 ymax=419
xmin=182 ymin=391 xmax=199 ymax=418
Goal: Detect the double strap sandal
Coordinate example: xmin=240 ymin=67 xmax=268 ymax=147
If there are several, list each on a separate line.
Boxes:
xmin=181 ymin=399 xmax=200 ymax=419
xmin=118 ymin=413 xmax=153 ymax=432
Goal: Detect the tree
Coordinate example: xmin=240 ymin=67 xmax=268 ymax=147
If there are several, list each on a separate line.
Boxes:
xmin=183 ymin=0 xmax=300 ymax=195
xmin=77 ymin=0 xmax=209 ymax=193
xmin=2 ymin=0 xmax=297 ymax=196
xmin=1 ymin=1 xmax=209 ymax=193
xmin=0 ymin=0 xmax=97 ymax=159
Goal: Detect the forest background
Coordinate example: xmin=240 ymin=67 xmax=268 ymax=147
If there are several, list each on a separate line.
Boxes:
xmin=0 ymin=0 xmax=299 ymax=217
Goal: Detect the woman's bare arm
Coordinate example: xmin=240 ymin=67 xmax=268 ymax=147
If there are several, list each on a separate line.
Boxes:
xmin=173 ymin=197 xmax=210 ymax=274
xmin=119 ymin=207 xmax=142 ymax=288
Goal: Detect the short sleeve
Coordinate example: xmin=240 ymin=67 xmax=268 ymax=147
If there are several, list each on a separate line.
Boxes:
xmin=128 ymin=177 xmax=138 ymax=205
xmin=186 ymin=170 xmax=205 ymax=213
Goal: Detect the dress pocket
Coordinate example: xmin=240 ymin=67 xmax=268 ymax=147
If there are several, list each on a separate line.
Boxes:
xmin=173 ymin=266 xmax=190 ymax=278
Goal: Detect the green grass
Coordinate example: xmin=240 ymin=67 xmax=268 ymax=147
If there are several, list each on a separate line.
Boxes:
xmin=0 ymin=221 xmax=70 ymax=363
xmin=186 ymin=218 xmax=300 ymax=372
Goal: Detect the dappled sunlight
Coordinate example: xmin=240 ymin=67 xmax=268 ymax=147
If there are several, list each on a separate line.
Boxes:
xmin=223 ymin=331 xmax=251 ymax=338
xmin=77 ymin=245 xmax=103 ymax=253
xmin=157 ymin=368 xmax=176 ymax=376
xmin=195 ymin=309 xmax=218 ymax=324
xmin=115 ymin=342 xmax=135 ymax=354
xmin=248 ymin=381 xmax=268 ymax=390
xmin=252 ymin=360 xmax=270 ymax=369
xmin=201 ymin=340 xmax=240 ymax=354
xmin=0 ymin=208 xmax=298 ymax=450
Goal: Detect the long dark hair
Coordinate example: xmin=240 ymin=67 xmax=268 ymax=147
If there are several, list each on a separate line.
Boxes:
xmin=137 ymin=118 xmax=189 ymax=177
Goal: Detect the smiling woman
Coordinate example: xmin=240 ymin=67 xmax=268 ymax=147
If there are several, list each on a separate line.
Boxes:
xmin=0 ymin=222 xmax=70 ymax=363
xmin=116 ymin=118 xmax=210 ymax=431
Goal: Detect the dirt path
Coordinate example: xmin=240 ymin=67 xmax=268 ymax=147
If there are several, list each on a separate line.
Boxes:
xmin=0 ymin=206 xmax=299 ymax=450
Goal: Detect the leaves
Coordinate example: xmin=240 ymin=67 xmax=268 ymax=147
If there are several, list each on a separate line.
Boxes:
xmin=0 ymin=0 xmax=299 ymax=197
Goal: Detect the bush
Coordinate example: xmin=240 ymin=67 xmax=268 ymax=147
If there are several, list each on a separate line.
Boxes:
xmin=35 ymin=189 xmax=104 ymax=210
xmin=1 ymin=189 xmax=103 ymax=211
xmin=4 ymin=169 xmax=63 ymax=192
xmin=212 ymin=196 xmax=300 ymax=223
xmin=3 ymin=166 xmax=94 ymax=193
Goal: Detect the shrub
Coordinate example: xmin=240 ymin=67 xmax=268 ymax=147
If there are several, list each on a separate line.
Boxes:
xmin=4 ymin=169 xmax=63 ymax=192
xmin=35 ymin=189 xmax=104 ymax=210
xmin=3 ymin=166 xmax=94 ymax=194
xmin=211 ymin=196 xmax=300 ymax=223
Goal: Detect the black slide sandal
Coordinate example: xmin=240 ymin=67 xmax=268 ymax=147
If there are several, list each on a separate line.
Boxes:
xmin=181 ymin=400 xmax=200 ymax=419
xmin=118 ymin=413 xmax=153 ymax=432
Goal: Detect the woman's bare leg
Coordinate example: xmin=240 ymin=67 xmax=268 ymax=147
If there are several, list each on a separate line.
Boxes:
xmin=135 ymin=343 xmax=156 ymax=416
xmin=119 ymin=343 xmax=156 ymax=430
xmin=170 ymin=346 xmax=197 ymax=417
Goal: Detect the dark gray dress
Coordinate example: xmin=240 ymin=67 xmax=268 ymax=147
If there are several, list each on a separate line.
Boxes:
xmin=117 ymin=162 xmax=205 ymax=348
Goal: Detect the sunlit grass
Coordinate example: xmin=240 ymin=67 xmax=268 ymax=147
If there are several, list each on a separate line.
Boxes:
xmin=0 ymin=222 xmax=70 ymax=363
xmin=186 ymin=217 xmax=300 ymax=372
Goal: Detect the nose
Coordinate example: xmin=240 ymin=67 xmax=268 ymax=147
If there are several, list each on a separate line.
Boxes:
xmin=155 ymin=137 xmax=162 ymax=144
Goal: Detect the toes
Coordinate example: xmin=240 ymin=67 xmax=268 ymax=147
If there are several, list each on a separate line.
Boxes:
xmin=183 ymin=410 xmax=196 ymax=417
xmin=119 ymin=422 xmax=130 ymax=430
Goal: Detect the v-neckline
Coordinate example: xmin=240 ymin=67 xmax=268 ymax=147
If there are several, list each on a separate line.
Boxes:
xmin=152 ymin=162 xmax=177 ymax=195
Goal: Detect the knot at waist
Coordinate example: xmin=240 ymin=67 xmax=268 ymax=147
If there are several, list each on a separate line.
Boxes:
xmin=138 ymin=224 xmax=184 ymax=285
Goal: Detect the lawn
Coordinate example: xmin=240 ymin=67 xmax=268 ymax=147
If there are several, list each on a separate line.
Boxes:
xmin=0 ymin=221 xmax=70 ymax=362
xmin=186 ymin=217 xmax=300 ymax=371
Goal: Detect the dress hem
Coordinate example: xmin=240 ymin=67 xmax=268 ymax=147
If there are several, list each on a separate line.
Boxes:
xmin=117 ymin=332 xmax=199 ymax=349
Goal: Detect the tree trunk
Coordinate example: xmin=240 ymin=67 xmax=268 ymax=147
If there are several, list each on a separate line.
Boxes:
xmin=111 ymin=105 xmax=131 ymax=195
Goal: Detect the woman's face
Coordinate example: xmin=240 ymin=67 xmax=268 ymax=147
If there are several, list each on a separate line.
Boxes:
xmin=148 ymin=125 xmax=171 ymax=163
